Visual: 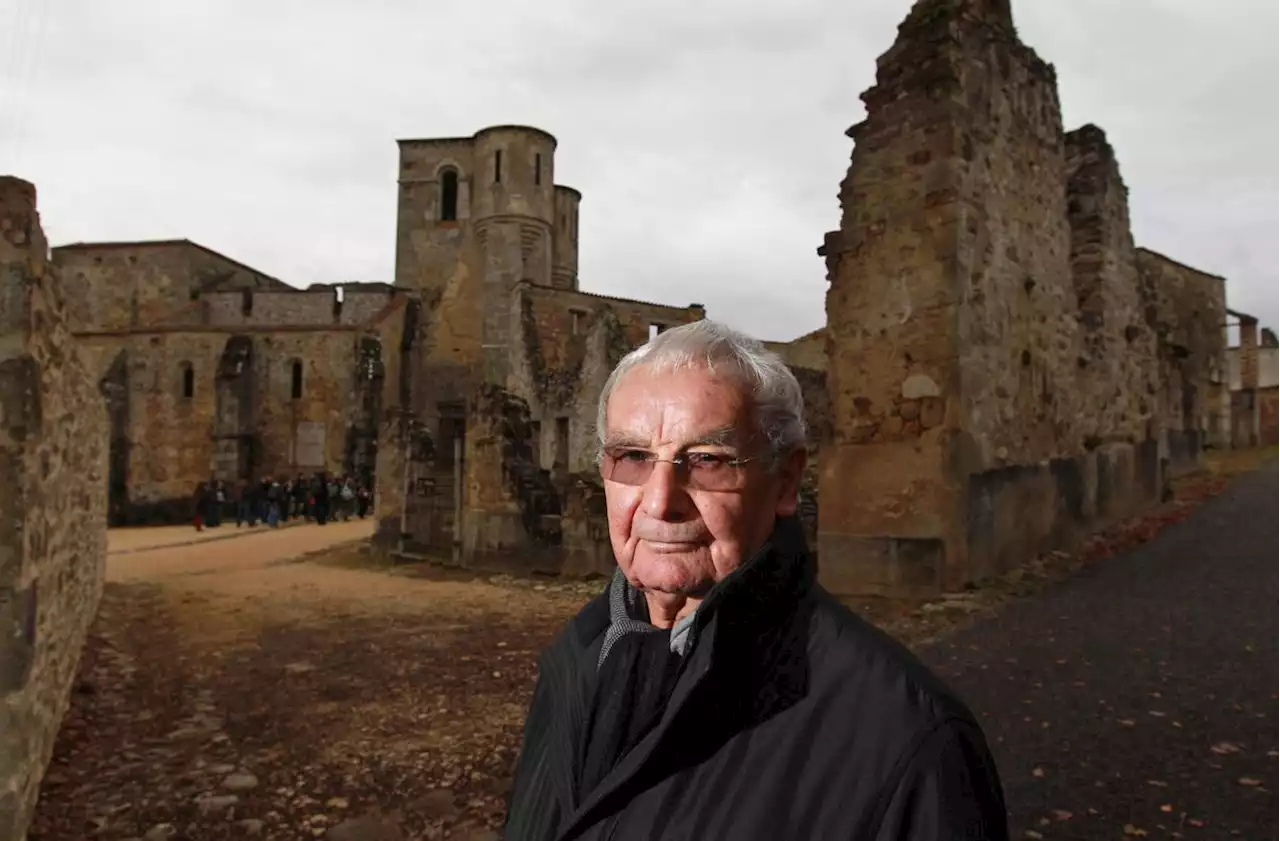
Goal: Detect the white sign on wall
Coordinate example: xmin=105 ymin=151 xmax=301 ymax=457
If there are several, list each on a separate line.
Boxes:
xmin=295 ymin=422 xmax=327 ymax=467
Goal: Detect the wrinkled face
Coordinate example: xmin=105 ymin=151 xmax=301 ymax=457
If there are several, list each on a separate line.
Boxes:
xmin=601 ymin=364 xmax=805 ymax=595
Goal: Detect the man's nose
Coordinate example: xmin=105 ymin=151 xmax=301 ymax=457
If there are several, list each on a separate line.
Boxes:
xmin=642 ymin=460 xmax=690 ymax=521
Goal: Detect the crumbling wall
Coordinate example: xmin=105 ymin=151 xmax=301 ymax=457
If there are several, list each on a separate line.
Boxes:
xmin=764 ymin=328 xmax=828 ymax=371
xmin=1259 ymin=388 xmax=1279 ymax=445
xmin=510 ymin=282 xmax=704 ymax=475
xmin=0 ymin=177 xmax=108 ymax=840
xmin=461 ymin=384 xmax=563 ymax=572
xmin=72 ymin=323 xmax=398 ymax=524
xmin=819 ymin=0 xmax=1165 ymax=597
xmin=202 ymin=285 xmax=396 ymax=328
xmin=53 ymin=240 xmax=284 ymax=332
xmin=789 ymin=366 xmax=828 ymax=546
xmin=1223 ymin=345 xmax=1280 ymax=389
xmin=1136 ymin=248 xmax=1228 ymax=472
xmin=1064 ymin=125 xmax=1161 ymax=449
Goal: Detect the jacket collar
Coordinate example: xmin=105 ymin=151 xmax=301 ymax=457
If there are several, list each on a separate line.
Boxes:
xmin=554 ymin=516 xmax=816 ymax=839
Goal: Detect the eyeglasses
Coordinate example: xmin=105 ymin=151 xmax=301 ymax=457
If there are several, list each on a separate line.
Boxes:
xmin=600 ymin=447 xmax=756 ymax=492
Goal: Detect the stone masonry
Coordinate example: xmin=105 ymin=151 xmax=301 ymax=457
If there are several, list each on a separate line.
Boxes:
xmin=55 ymin=240 xmax=412 ymax=524
xmin=816 ymin=0 xmax=1234 ymax=597
xmin=0 ymin=178 xmax=108 ymax=840
xmin=377 ymin=126 xmax=707 ymax=572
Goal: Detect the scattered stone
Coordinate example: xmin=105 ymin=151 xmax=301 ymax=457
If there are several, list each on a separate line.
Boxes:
xmin=222 ymin=771 xmax=259 ymax=791
xmin=285 ymin=661 xmax=316 ymax=674
xmin=327 ymin=796 xmax=351 ymax=810
xmin=207 ymin=762 xmax=236 ymax=774
xmin=143 ymin=825 xmax=177 ymax=841
xmin=194 ymin=793 xmax=240 ymax=814
xmin=325 ymin=815 xmax=404 ymax=841
xmin=414 ymin=788 xmax=458 ymax=819
xmin=238 ymin=818 xmax=265 ymax=835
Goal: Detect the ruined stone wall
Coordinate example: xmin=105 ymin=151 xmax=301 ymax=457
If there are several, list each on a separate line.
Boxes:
xmin=73 ymin=320 xmax=396 ymax=524
xmin=1228 ymin=346 xmax=1279 ymax=390
xmin=510 ymin=282 xmax=705 ymax=474
xmin=75 ymin=331 xmax=224 ymax=520
xmin=53 ymin=240 xmax=285 ymax=332
xmin=0 ymin=177 xmax=108 ymax=841
xmin=1064 ymin=125 xmax=1161 ymax=448
xmin=460 ymin=384 xmax=564 ymax=570
xmin=446 ymin=282 xmax=705 ymax=571
xmin=789 ymin=365 xmax=829 ymax=547
xmin=764 ymin=328 xmax=828 ymax=372
xmin=819 ymin=0 xmax=1163 ymax=597
xmin=1259 ymin=387 xmax=1279 ymax=445
xmin=1136 ymin=248 xmax=1228 ymax=471
xmin=202 ymin=285 xmax=397 ymax=328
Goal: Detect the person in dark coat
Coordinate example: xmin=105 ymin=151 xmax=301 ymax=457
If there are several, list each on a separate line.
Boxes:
xmin=191 ymin=481 xmax=208 ymax=531
xmin=313 ymin=471 xmax=330 ymax=525
xmin=503 ymin=320 xmax=1008 ymax=841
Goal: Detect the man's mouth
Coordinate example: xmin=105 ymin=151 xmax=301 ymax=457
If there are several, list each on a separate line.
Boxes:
xmin=643 ymin=539 xmax=701 ymax=552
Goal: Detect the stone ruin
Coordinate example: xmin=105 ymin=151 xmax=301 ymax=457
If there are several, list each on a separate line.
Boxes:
xmin=814 ymin=0 xmax=1239 ymax=596
xmin=56 ymin=239 xmax=409 ymax=526
xmin=0 ymin=178 xmax=108 ymax=839
xmin=374 ymin=0 xmax=1252 ymax=595
xmin=0 ymin=0 xmax=1270 ymax=833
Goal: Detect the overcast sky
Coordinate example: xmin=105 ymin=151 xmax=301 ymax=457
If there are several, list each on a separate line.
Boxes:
xmin=3 ymin=0 xmax=1276 ymax=341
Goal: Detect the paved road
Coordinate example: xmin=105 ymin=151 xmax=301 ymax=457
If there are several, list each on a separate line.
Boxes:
xmin=924 ymin=465 xmax=1278 ymax=839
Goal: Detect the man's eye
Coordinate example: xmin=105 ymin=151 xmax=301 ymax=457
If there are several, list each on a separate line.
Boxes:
xmin=687 ymin=453 xmax=731 ymax=469
xmin=616 ymin=449 xmax=651 ymax=463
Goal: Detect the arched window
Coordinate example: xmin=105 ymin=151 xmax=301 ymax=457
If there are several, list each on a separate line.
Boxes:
xmin=290 ymin=360 xmax=303 ymax=400
xmin=180 ymin=362 xmax=195 ymax=399
xmin=440 ymin=169 xmax=458 ymax=222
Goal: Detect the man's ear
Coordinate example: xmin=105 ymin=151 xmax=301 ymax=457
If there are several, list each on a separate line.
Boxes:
xmin=773 ymin=447 xmax=808 ymax=517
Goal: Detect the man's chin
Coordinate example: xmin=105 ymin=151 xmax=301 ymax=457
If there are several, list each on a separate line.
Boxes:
xmin=630 ymin=551 xmax=710 ymax=595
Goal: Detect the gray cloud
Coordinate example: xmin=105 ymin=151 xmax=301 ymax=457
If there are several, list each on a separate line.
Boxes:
xmin=3 ymin=0 xmax=1274 ymax=341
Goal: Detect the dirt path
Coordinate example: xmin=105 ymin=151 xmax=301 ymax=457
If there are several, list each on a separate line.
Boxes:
xmin=30 ymin=523 xmax=597 ymax=841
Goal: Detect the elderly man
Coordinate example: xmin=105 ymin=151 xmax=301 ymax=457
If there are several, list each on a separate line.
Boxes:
xmin=504 ymin=320 xmax=1007 ymax=840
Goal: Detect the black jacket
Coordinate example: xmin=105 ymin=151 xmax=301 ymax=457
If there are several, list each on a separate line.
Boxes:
xmin=503 ymin=518 xmax=1009 ymax=840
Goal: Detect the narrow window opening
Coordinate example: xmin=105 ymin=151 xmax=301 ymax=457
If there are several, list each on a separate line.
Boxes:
xmin=290 ymin=360 xmax=304 ymax=400
xmin=555 ymin=417 xmax=570 ymax=470
xmin=535 ymin=153 xmax=542 ymax=186
xmin=649 ymin=323 xmax=662 ymax=340
xmin=437 ymin=405 xmax=466 ymax=469
xmin=494 ymin=150 xmax=503 ymax=184
xmin=332 ymin=287 xmax=344 ymax=320
xmin=440 ymin=169 xmax=458 ymax=221
xmin=570 ymin=309 xmax=585 ymax=336
xmin=530 ymin=420 xmax=542 ymax=468
xmin=241 ymin=289 xmax=253 ymax=317
xmin=181 ymin=363 xmax=195 ymax=399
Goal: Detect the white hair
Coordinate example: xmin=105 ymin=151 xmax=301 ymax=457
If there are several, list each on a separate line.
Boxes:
xmin=595 ymin=319 xmax=807 ymax=466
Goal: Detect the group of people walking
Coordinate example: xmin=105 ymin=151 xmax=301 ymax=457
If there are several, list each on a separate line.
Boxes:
xmin=191 ymin=473 xmax=373 ymax=531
